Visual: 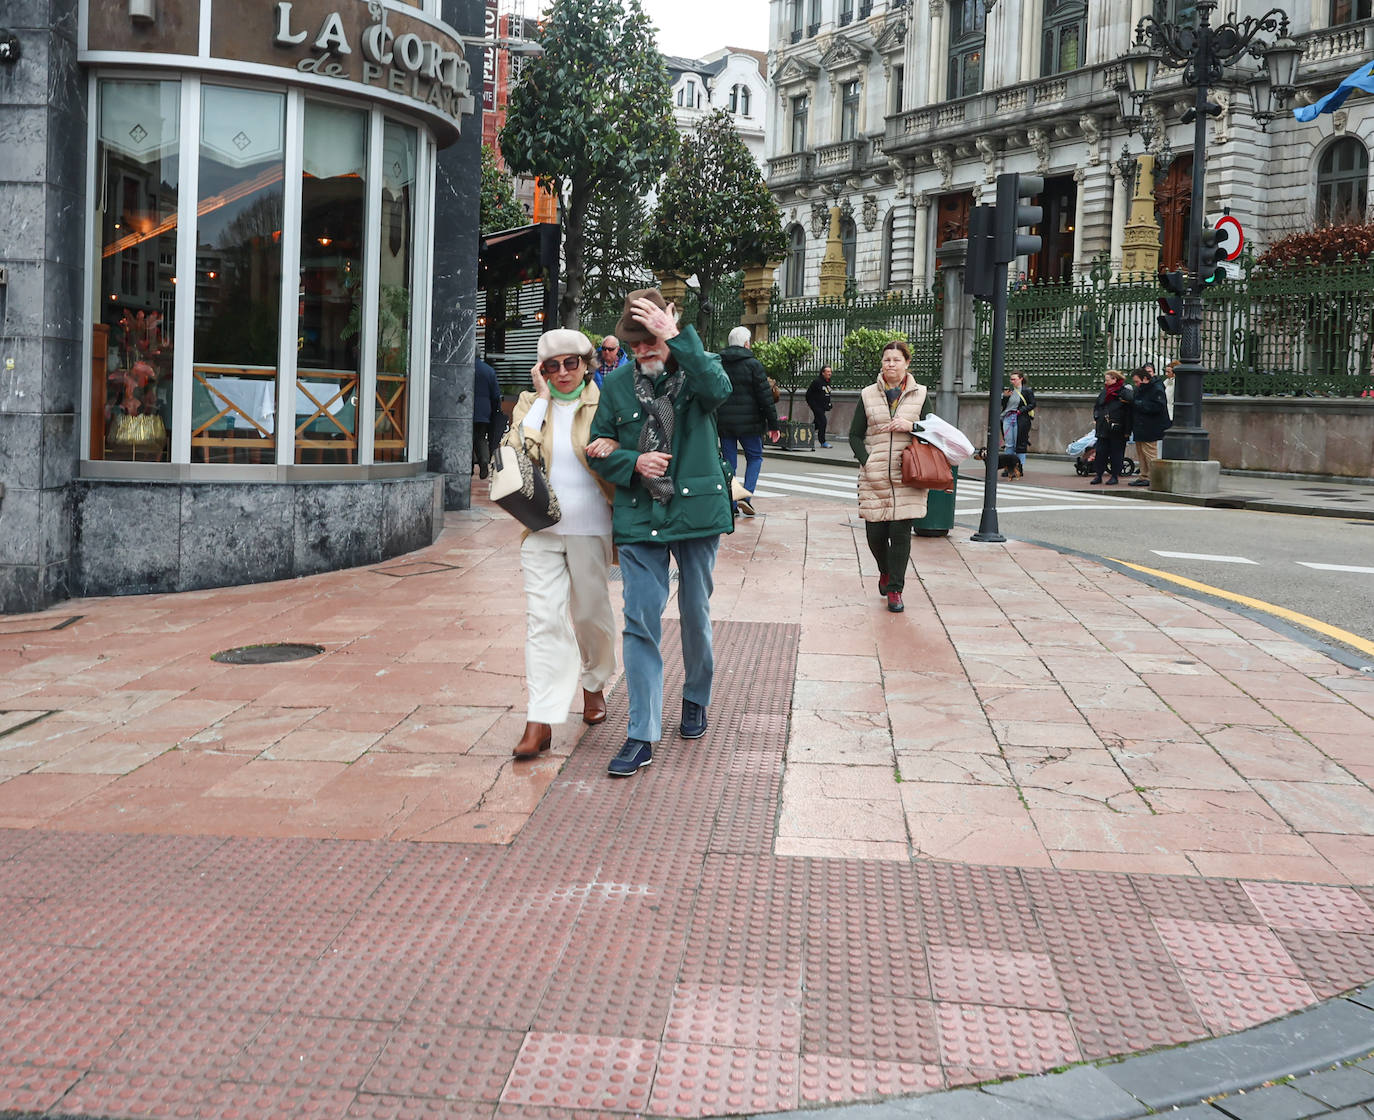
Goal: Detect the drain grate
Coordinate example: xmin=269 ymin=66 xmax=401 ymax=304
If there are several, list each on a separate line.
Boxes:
xmin=211 ymin=643 xmax=325 ymax=665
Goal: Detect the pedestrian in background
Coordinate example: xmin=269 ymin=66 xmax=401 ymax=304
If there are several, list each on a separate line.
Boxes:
xmin=1165 ymin=359 xmax=1179 ymax=418
xmin=587 ymin=290 xmax=733 ymax=778
xmin=717 ymin=326 xmax=780 ymax=518
xmin=504 ymin=330 xmax=618 ymax=759
xmin=1011 ymin=370 xmax=1035 ymax=473
xmin=806 ymin=365 xmax=834 ymax=448
xmin=1090 ymin=369 xmax=1134 ymax=486
xmin=592 ymin=334 xmax=628 ymax=387
xmin=849 ymin=340 xmax=930 ymax=614
xmin=1130 ymin=364 xmax=1172 ymax=488
xmin=472 ymin=356 xmax=505 ymax=480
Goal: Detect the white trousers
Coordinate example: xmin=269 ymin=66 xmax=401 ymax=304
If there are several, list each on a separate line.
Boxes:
xmin=520 ymin=532 xmax=617 ymax=724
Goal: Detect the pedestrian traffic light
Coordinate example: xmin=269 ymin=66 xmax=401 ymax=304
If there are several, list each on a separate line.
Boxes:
xmin=1158 ymin=270 xmax=1185 ymax=335
xmin=994 ymin=172 xmax=1043 ymax=263
xmin=1197 ymin=223 xmax=1230 ymax=287
xmin=965 ymin=204 xmax=996 ymax=301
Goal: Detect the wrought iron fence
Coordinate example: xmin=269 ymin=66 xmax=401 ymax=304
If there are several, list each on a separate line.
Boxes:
xmin=973 ymin=256 xmax=1374 ymax=396
xmin=767 ymin=288 xmax=943 ymax=390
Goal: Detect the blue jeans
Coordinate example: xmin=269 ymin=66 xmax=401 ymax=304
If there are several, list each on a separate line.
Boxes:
xmin=618 ymin=536 xmax=719 ymax=743
xmin=719 ymin=435 xmax=764 ymax=494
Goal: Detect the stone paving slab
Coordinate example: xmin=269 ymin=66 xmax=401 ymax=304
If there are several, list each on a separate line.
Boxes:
xmin=0 ymin=491 xmax=1371 ymax=1118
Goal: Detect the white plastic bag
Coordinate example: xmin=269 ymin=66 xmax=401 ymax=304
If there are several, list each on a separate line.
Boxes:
xmin=913 ymin=415 xmax=976 ymax=466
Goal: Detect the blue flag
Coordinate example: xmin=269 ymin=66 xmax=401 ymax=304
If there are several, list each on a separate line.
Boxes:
xmin=1293 ymin=57 xmax=1374 ymax=122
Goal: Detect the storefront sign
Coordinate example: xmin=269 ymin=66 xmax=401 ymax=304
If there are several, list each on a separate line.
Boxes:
xmin=273 ymin=2 xmax=472 ymax=121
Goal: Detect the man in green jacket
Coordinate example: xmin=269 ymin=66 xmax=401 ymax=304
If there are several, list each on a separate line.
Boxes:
xmin=586 ymin=289 xmax=733 ymax=777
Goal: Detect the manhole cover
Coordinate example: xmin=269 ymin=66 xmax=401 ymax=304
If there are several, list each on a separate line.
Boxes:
xmin=212 ymin=643 xmax=324 ymax=665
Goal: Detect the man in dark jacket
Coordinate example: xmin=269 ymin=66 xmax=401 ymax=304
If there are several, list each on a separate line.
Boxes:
xmin=472 ymin=357 xmax=504 ymax=479
xmin=1130 ymin=365 xmax=1172 ymax=488
xmin=587 ymin=289 xmax=733 ymax=778
xmin=716 ymin=327 xmax=780 ymax=517
xmin=805 ymin=365 xmax=834 ymax=447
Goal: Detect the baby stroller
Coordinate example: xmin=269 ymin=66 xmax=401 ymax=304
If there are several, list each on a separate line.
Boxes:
xmin=1066 ymin=430 xmax=1137 ymax=477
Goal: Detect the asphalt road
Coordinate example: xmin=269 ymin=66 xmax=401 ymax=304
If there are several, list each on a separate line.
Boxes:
xmin=752 ymin=457 xmax=1374 ymax=666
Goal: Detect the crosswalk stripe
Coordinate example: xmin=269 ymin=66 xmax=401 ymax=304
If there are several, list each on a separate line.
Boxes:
xmin=958 ymin=503 xmax=1198 ymax=514
xmin=1152 ymin=550 xmax=1258 ymax=564
xmin=1297 ymin=562 xmax=1374 ymax=574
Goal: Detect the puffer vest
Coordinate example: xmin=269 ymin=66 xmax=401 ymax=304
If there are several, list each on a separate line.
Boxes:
xmin=856 ymin=376 xmax=929 ymax=522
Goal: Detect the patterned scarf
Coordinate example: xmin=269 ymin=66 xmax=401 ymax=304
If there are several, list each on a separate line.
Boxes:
xmin=634 ymin=365 xmax=685 ymax=505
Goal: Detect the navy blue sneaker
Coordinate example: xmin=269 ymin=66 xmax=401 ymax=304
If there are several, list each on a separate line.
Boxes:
xmin=680 ymin=699 xmax=708 ymax=740
xmin=608 ymin=738 xmax=652 ymax=777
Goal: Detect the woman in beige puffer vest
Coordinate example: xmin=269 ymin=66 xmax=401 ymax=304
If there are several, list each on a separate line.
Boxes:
xmin=847 ymin=340 xmax=929 ymax=613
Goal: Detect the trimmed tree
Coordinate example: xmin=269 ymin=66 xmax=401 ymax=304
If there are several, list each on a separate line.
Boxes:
xmin=581 ymin=186 xmax=655 ymax=322
xmin=643 ymin=110 xmax=787 ymax=333
xmin=499 ymin=0 xmax=676 ymax=328
xmin=480 ymin=144 xmax=526 ymax=235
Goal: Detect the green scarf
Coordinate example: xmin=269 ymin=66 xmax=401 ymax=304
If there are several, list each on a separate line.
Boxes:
xmin=548 ymin=380 xmax=584 ymax=402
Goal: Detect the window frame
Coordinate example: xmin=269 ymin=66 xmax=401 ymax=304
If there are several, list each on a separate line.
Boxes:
xmin=1041 ymin=0 xmax=1088 ymax=77
xmin=839 ymin=79 xmax=861 ymax=142
xmin=791 ymin=93 xmax=809 ymax=153
xmin=1330 ymin=0 xmax=1373 ymax=23
xmin=784 ymin=223 xmax=806 ymax=298
xmin=82 ymin=71 xmax=434 ymax=475
xmin=947 ymin=0 xmax=986 ymax=100
xmin=1316 ymin=136 xmax=1370 ymax=225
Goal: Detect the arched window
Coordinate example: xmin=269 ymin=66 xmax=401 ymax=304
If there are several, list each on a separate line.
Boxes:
xmin=1042 ymin=0 xmax=1087 ymax=75
xmin=740 ymin=86 xmax=751 ymax=117
xmin=948 ymin=0 xmax=985 ymax=99
xmin=784 ymin=224 xmax=806 ymax=297
xmin=1317 ymin=138 xmax=1369 ymax=224
xmin=1332 ymin=0 xmax=1373 ymax=24
xmin=727 ymin=85 xmax=737 ymax=113
xmin=840 ymin=216 xmax=857 ymax=280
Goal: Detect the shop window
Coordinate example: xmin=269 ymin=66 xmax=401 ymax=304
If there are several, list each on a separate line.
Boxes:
xmin=1332 ymin=0 xmax=1373 ymax=22
xmin=1317 ymin=138 xmax=1369 ymax=224
xmin=1042 ymin=0 xmax=1087 ymax=76
xmin=93 ymin=79 xmax=180 ymax=463
xmin=375 ymin=122 xmax=418 ymax=463
xmin=791 ymin=94 xmax=809 ymax=153
xmin=296 ymin=101 xmax=368 ymax=465
xmin=784 ymin=223 xmax=806 ymax=297
xmin=840 ymin=79 xmax=860 ymax=141
xmin=191 ymin=85 xmax=287 ymax=464
xmin=948 ymin=0 xmax=985 ymax=99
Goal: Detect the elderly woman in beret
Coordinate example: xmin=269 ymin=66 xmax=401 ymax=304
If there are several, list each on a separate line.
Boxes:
xmin=503 ymin=328 xmax=619 ymax=758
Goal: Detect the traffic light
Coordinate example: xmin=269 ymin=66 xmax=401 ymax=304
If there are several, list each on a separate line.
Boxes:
xmin=965 ymin=205 xmax=996 ymax=301
xmin=1158 ymin=270 xmax=1185 ymax=335
xmin=994 ymin=172 xmax=1043 ymax=263
xmin=1197 ymin=223 xmax=1230 ymax=287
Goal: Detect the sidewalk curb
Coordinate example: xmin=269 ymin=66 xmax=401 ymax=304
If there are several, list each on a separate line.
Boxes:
xmin=759 ymin=987 xmax=1374 ymax=1120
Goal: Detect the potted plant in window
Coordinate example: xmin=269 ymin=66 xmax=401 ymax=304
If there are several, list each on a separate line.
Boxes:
xmin=106 ymin=309 xmax=169 ymax=457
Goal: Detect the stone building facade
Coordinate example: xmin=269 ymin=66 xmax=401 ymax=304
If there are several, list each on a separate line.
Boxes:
xmin=0 ymin=0 xmax=487 ymax=613
xmin=765 ymin=0 xmax=1374 ymax=298
xmin=666 ymin=47 xmax=770 ymax=170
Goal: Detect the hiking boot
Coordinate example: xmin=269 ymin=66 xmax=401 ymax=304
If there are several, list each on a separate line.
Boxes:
xmin=886 ymin=591 xmax=904 ymax=613
xmin=878 ymin=572 xmax=890 ymax=597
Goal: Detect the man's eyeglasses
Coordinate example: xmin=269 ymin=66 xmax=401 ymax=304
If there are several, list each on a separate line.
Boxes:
xmin=600 ymin=344 xmax=618 ymax=352
xmin=541 ymin=356 xmax=584 ymax=375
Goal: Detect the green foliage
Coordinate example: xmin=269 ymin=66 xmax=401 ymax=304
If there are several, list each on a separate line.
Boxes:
xmin=581 ymin=185 xmax=654 ymax=317
xmin=643 ymin=110 xmax=786 ymax=329
xmin=500 ymin=0 xmax=676 ymax=326
xmin=480 ymin=144 xmax=526 ymax=235
xmin=841 ymin=328 xmax=909 ymax=383
xmin=752 ymin=335 xmax=814 ymax=390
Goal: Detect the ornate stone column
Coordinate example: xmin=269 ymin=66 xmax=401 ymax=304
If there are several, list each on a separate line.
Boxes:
xmin=740 ymin=262 xmax=780 ymax=341
xmin=818 ymin=206 xmax=848 ymax=299
xmin=1071 ymin=167 xmax=1087 ymax=277
xmin=911 ymin=192 xmax=933 ymax=291
xmin=925 ymin=0 xmax=945 ymax=104
xmin=1121 ymin=154 xmax=1163 ymax=278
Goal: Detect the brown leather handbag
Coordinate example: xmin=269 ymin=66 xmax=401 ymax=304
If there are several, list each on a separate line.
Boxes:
xmin=901 ymin=436 xmax=954 ymax=492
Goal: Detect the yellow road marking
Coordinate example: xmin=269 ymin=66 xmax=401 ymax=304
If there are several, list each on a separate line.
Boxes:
xmin=1109 ymin=558 xmax=1374 ymax=659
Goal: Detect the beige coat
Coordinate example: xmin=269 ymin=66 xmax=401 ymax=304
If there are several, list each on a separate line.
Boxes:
xmin=505 ymin=383 xmax=616 ymax=539
xmin=856 ymin=374 xmax=929 ymax=522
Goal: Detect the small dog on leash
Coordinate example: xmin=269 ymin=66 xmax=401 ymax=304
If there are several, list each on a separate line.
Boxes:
xmin=974 ymin=447 xmax=1024 ymax=480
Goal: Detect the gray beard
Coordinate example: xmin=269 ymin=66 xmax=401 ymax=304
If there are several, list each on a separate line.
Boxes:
xmin=638 ymin=359 xmax=665 ymax=376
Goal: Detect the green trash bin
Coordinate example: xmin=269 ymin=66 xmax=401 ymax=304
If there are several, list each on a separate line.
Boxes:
xmin=914 ymin=464 xmax=957 ymax=537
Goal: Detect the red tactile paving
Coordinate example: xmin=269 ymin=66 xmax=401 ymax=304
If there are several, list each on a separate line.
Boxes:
xmin=501 ymin=1032 xmax=658 ymax=1112
xmin=647 ymin=1042 xmax=800 ymax=1117
xmin=1 ymin=614 xmax=1371 ymax=1119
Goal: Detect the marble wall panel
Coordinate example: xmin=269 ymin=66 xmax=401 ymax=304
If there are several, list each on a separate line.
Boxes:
xmin=381 ymin=474 xmax=443 ymax=557
xmin=0 ymin=566 xmax=43 ymax=615
xmin=0 ymin=414 xmax=43 ymax=488
xmin=71 ymin=481 xmax=182 ymax=596
xmin=40 ymin=413 xmax=78 ymax=489
xmin=292 ymin=481 xmax=385 ymax=576
xmin=177 ymin=484 xmax=295 ymax=592
xmin=43 ymin=337 xmax=82 ymax=417
xmin=0 ymin=109 xmax=49 ymax=185
xmin=427 ymin=418 xmax=471 ymax=511
xmin=0 ymin=338 xmax=45 ymax=413
xmin=42 ymin=262 xmax=82 ymax=342
xmin=0 ymin=488 xmax=42 ymax=566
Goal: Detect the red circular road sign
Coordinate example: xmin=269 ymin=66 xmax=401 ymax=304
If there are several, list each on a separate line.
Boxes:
xmin=1215 ymin=214 xmax=1244 ymax=260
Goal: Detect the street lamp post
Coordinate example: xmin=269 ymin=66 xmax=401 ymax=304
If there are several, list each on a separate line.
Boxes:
xmin=1126 ymin=1 xmax=1301 ymax=475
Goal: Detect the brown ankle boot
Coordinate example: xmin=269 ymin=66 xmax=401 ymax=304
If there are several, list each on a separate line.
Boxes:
xmin=582 ymin=689 xmax=607 ymax=725
xmin=513 ymin=721 xmax=552 ymax=758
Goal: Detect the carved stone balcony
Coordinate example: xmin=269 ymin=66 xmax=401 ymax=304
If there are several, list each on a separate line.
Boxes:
xmin=766 ymin=151 xmax=815 ymax=189
xmin=813 ymin=139 xmax=867 ymax=178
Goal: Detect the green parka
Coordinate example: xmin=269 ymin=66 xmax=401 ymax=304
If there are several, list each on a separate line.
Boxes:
xmin=588 ymin=326 xmax=734 ymax=544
